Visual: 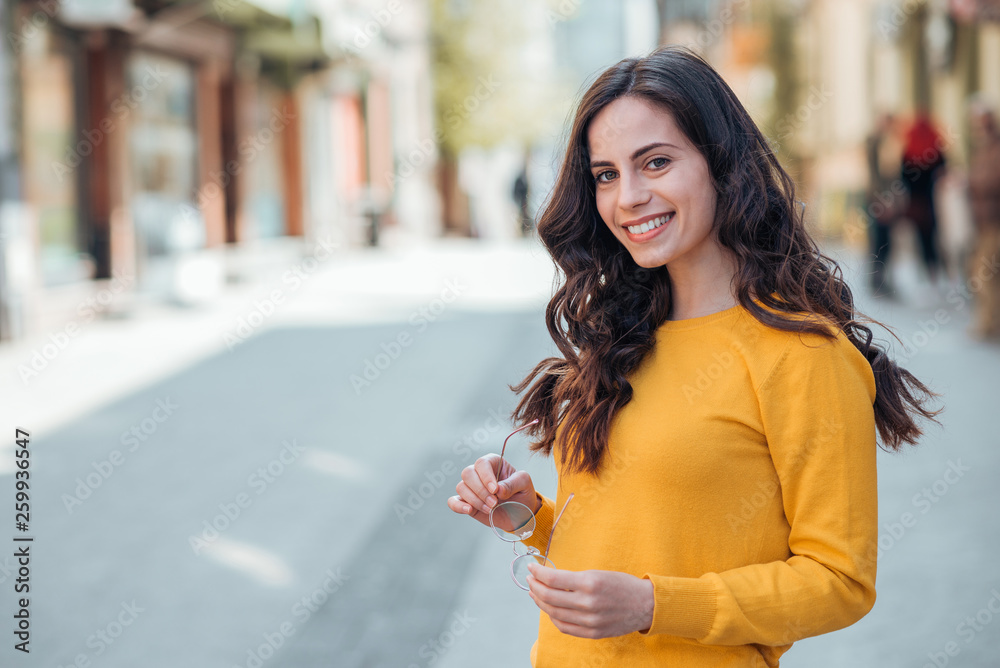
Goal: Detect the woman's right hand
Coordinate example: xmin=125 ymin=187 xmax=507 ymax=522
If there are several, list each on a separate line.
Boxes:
xmin=447 ymin=454 xmax=540 ymax=529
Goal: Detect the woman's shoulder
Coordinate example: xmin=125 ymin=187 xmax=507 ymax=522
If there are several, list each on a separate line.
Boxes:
xmin=734 ymin=300 xmax=873 ymax=394
xmin=732 ymin=297 xmax=842 ymax=347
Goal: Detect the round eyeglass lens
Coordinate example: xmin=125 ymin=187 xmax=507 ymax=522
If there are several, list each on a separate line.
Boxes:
xmin=511 ymin=552 xmax=554 ymax=591
xmin=489 ymin=501 xmax=535 ymax=541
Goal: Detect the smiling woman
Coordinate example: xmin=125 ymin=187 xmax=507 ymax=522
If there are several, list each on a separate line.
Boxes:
xmin=447 ymin=46 xmax=943 ymax=667
xmin=588 ymin=100 xmax=731 ymax=322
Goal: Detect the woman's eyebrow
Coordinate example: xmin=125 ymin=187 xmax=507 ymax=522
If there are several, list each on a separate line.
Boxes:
xmin=589 ymin=141 xmax=681 ymax=169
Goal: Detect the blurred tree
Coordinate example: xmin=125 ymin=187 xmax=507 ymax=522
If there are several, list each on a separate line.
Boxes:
xmin=430 ymin=0 xmax=570 ymax=153
xmin=654 ymin=0 xmax=667 ymax=44
xmin=765 ymin=0 xmax=803 ymax=180
xmin=429 ymin=0 xmax=572 ymax=234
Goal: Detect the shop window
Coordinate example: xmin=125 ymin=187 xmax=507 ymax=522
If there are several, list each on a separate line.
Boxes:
xmin=20 ymin=23 xmax=80 ymax=286
xmin=245 ymin=81 xmax=287 ymax=240
xmin=127 ymin=51 xmax=199 ymax=258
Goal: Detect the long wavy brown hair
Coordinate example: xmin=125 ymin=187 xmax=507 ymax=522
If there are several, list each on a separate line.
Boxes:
xmin=510 ymin=45 xmax=943 ymax=476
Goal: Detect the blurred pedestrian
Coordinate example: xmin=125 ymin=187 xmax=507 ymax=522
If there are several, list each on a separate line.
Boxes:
xmin=901 ymin=111 xmax=948 ymax=288
xmin=865 ymin=112 xmax=903 ymax=297
xmin=448 ymin=46 xmax=942 ymax=667
xmin=513 ymin=162 xmax=532 ymax=236
xmin=966 ymin=99 xmax=1000 ymax=341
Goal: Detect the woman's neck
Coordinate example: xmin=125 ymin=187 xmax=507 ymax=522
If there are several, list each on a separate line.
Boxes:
xmin=666 ymin=292 xmax=738 ymax=321
xmin=665 ymin=248 xmax=739 ymax=321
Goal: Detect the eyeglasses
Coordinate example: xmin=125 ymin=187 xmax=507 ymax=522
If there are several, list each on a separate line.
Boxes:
xmin=487 ymin=419 xmax=573 ymax=591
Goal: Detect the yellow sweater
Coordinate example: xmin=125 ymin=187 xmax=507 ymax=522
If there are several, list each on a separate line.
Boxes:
xmin=521 ymin=302 xmax=878 ymax=667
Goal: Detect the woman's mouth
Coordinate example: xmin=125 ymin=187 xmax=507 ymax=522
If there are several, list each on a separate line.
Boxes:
xmin=623 ymin=212 xmax=673 ymax=242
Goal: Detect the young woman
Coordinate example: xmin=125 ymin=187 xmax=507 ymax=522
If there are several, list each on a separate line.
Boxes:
xmin=447 ymin=46 xmax=942 ymax=667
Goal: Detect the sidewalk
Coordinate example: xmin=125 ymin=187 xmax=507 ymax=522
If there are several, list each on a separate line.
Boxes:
xmin=0 ymin=235 xmax=554 ymax=467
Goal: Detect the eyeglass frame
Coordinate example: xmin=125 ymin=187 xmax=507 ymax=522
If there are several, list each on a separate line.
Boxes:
xmin=487 ymin=418 xmax=574 ymax=591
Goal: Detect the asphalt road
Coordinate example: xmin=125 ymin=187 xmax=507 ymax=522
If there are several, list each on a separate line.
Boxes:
xmin=0 ymin=236 xmax=997 ymax=667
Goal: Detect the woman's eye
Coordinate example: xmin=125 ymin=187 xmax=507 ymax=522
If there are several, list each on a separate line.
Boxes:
xmin=596 ymin=170 xmax=616 ymax=183
xmin=649 ymin=157 xmax=670 ymax=169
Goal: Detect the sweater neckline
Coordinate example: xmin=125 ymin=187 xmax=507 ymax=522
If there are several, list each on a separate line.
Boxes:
xmin=658 ymin=303 xmax=743 ymax=332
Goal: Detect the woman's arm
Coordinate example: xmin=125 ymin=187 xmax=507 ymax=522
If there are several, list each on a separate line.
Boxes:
xmin=644 ymin=328 xmax=878 ymax=645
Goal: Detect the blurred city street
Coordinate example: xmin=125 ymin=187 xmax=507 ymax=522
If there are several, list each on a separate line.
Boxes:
xmin=1 ymin=0 xmax=999 ymax=666
xmin=1 ymin=233 xmax=998 ymax=667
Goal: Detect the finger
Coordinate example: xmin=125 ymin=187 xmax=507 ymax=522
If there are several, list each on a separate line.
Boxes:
xmin=446 ymin=495 xmax=474 ymax=515
xmin=527 ymin=562 xmax=581 ymax=591
xmin=460 ymin=463 xmax=496 ymax=509
xmin=474 ymin=456 xmax=501 ymax=495
xmin=544 ymin=613 xmax=601 ymax=639
xmin=447 ymin=494 xmax=490 ymax=526
xmin=497 ymin=470 xmax=531 ymax=500
xmin=527 ymin=586 xmax=596 ymax=630
xmin=527 ymin=573 xmax=592 ymax=612
xmin=456 ymin=480 xmax=492 ymax=515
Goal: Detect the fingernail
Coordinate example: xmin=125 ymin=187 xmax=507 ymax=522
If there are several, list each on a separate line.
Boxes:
xmin=487 ymin=496 xmax=497 ymax=508
xmin=482 ymin=503 xmax=491 ymax=513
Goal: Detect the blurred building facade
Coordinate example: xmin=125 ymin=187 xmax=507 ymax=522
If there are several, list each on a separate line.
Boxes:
xmin=658 ymin=0 xmax=999 ymax=259
xmin=0 ymin=0 xmax=438 ymax=341
xmin=6 ymin=0 xmax=996 ymax=342
xmin=788 ymin=0 xmax=999 ymax=253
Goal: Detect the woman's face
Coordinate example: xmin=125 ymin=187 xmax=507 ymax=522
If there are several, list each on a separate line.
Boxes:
xmin=587 ymin=96 xmax=721 ymax=271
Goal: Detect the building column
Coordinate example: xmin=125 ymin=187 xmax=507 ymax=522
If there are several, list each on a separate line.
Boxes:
xmin=280 ymin=91 xmax=303 ymax=237
xmin=0 ymin=0 xmax=23 ymax=339
xmin=197 ymin=58 xmax=226 ymax=247
xmin=84 ymin=29 xmax=134 ymax=283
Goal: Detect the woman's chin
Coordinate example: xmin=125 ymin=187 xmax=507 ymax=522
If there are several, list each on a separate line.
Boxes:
xmin=629 ymin=251 xmax=670 ymax=270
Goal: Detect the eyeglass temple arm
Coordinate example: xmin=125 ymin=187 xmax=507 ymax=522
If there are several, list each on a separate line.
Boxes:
xmin=542 ymin=492 xmax=574 ymax=562
xmin=496 ymin=418 xmax=540 ymax=478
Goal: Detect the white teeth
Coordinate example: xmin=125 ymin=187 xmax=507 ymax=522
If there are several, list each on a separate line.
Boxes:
xmin=626 ymin=213 xmax=673 ymax=235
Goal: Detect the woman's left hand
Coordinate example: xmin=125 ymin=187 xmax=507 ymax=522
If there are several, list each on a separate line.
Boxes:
xmin=525 ymin=563 xmax=655 ymax=639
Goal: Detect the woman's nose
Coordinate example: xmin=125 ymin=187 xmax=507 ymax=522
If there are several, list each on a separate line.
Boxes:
xmin=617 ymin=173 xmax=652 ymax=210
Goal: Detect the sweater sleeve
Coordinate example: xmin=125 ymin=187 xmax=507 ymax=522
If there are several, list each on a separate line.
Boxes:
xmin=519 ymin=492 xmax=556 ymax=556
xmin=638 ymin=328 xmax=879 ymax=646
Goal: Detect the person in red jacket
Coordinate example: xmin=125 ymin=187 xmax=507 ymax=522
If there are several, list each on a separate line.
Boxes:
xmin=901 ymin=111 xmax=948 ymax=288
